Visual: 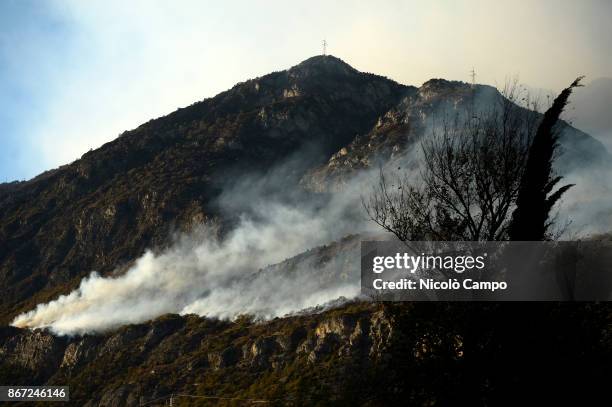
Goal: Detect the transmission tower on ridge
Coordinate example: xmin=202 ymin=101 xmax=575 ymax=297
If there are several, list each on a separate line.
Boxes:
xmin=470 ymin=67 xmax=477 ymax=86
xmin=322 ymin=39 xmax=327 ymax=55
xmin=469 ymin=67 xmax=478 ymax=119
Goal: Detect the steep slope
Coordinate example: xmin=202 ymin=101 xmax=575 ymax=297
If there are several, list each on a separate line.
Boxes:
xmin=0 ymin=231 xmax=609 ymax=405
xmin=0 ymin=56 xmax=408 ymax=323
xmin=1 ymin=302 xmax=608 ymax=406
xmin=301 ymin=79 xmax=610 ymax=192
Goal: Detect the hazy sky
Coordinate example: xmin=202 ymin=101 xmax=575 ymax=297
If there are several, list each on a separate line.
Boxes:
xmin=1 ymin=0 xmax=611 ymax=181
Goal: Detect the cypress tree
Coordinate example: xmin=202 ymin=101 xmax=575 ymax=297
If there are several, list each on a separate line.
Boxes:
xmin=508 ymin=77 xmax=584 ymax=240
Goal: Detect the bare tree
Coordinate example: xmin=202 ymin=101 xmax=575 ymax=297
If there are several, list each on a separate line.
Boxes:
xmin=364 ymin=82 xmax=540 ymax=241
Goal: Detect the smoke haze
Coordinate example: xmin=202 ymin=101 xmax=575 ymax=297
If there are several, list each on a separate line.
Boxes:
xmin=11 ymin=163 xmax=374 ymax=335
xmin=11 ymin=84 xmax=612 ymax=335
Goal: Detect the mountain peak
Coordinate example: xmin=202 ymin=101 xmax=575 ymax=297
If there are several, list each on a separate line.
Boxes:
xmin=420 ymin=78 xmax=469 ymax=92
xmin=296 ymin=54 xmax=352 ymax=67
xmin=290 ymin=55 xmax=358 ymax=76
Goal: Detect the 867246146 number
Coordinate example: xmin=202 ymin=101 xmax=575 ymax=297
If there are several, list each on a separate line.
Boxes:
xmin=0 ymin=386 xmax=69 ymax=401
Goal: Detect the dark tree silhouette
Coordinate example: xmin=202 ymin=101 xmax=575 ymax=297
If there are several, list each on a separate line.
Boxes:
xmin=508 ymin=77 xmax=584 ymax=241
xmin=364 ymin=82 xmax=538 ymax=241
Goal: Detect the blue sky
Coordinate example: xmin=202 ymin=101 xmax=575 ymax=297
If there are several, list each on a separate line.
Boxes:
xmin=1 ymin=0 xmax=611 ymax=182
xmin=0 ymin=1 xmax=76 ymax=180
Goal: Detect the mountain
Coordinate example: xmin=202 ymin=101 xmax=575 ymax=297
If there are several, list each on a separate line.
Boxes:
xmin=0 ymin=56 xmax=610 ymax=405
xmin=0 ymin=56 xmax=408 ymax=323
xmin=303 ymin=78 xmax=610 ymax=192
xmin=1 ymin=57 xmax=608 ymax=324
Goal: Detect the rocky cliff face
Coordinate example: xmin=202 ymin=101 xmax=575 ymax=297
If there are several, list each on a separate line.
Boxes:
xmin=1 ymin=302 xmax=608 ymax=406
xmin=0 ymin=303 xmax=396 ymax=406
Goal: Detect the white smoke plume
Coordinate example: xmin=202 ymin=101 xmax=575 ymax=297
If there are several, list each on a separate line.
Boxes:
xmin=11 ymin=167 xmax=374 ymax=335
